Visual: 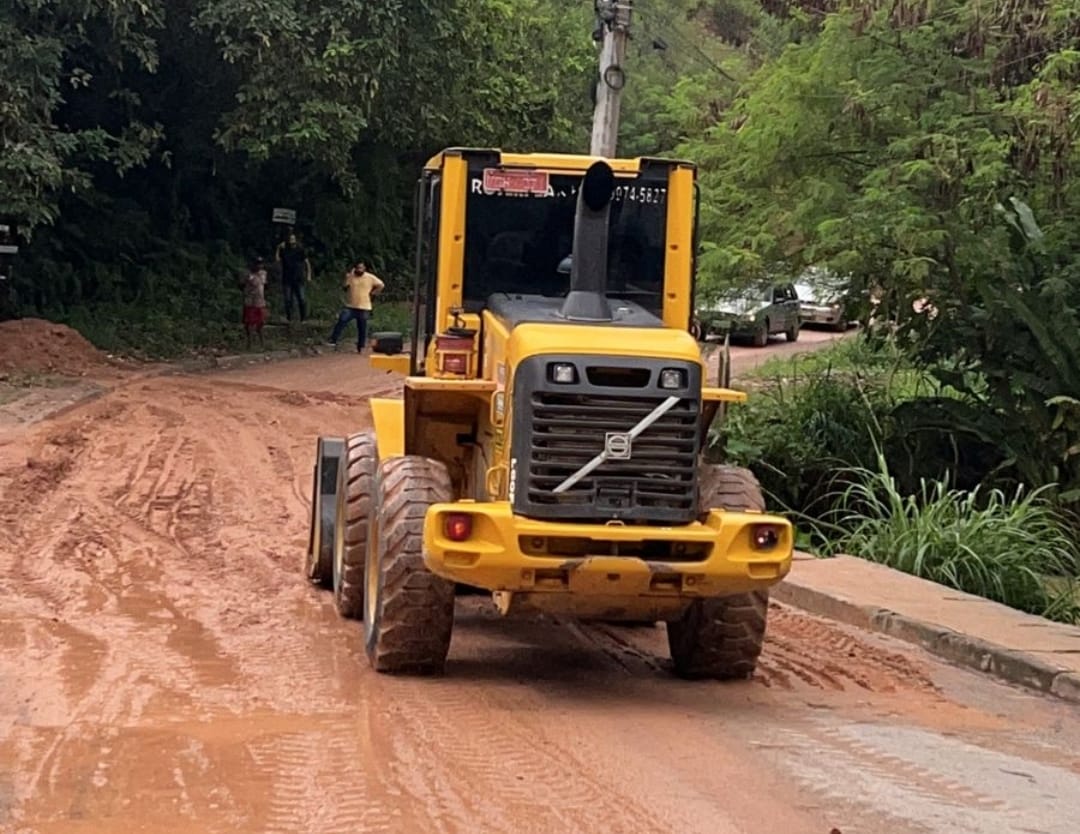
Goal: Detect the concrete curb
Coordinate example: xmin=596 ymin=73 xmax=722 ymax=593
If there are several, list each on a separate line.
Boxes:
xmin=773 ymin=579 xmax=1080 ymax=706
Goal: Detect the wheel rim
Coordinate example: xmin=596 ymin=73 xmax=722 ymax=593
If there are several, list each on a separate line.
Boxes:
xmin=332 ymin=481 xmax=345 ymax=594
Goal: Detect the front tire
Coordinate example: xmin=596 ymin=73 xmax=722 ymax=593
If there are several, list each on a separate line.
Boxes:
xmin=332 ymin=432 xmax=377 ymax=619
xmin=363 ymin=456 xmax=456 ymax=674
xmin=668 ymin=465 xmax=771 ymax=680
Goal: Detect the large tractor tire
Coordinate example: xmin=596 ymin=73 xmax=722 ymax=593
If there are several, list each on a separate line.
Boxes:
xmin=363 ymin=456 xmax=456 ymax=674
xmin=668 ymin=465 xmax=771 ymax=680
xmin=305 ymin=436 xmax=345 ymax=589
xmin=332 ymin=432 xmax=377 ymax=619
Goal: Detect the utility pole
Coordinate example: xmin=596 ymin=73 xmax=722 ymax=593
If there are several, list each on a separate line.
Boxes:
xmin=590 ymin=0 xmax=632 ymax=158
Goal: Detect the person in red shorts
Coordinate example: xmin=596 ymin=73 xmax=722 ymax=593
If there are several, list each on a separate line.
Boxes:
xmin=241 ymin=256 xmax=269 ymax=348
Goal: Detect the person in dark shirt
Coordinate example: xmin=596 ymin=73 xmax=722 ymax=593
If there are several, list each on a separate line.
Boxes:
xmin=275 ymin=231 xmax=312 ymax=322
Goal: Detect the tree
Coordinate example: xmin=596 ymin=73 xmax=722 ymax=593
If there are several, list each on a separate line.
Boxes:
xmin=0 ymin=0 xmax=164 ymax=234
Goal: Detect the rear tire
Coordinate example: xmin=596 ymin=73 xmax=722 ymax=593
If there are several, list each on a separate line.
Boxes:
xmin=332 ymin=432 xmax=377 ymax=619
xmin=363 ymin=456 xmax=455 ymax=674
xmin=668 ymin=465 xmax=770 ymax=680
xmin=785 ymin=319 xmax=800 ymax=342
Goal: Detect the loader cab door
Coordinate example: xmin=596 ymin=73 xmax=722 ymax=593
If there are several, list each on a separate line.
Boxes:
xmin=412 ymin=171 xmax=442 ymax=374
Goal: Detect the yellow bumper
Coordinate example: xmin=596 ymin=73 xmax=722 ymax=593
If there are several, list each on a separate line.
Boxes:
xmin=422 ymin=502 xmax=793 ymax=598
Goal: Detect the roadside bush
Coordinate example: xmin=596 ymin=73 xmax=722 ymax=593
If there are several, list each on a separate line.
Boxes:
xmin=812 ymin=453 xmax=1080 ymax=624
xmin=712 ymin=335 xmax=917 ymax=516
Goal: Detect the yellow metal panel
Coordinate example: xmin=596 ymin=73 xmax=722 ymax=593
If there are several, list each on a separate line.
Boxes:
xmin=434 ymin=153 xmax=468 ymax=336
xmin=701 ymin=387 xmax=748 ymax=403
xmin=663 ymin=164 xmax=696 ymax=330
xmin=422 ymin=500 xmax=793 ymax=597
xmin=497 ymin=151 xmax=644 ymax=173
xmin=369 ymin=398 xmax=404 ymax=459
xmin=405 ymin=377 xmax=495 ymax=400
xmin=369 ymin=354 xmax=410 ymax=375
xmin=507 ymin=322 xmax=703 ymax=366
xmin=480 ymin=310 xmax=511 ymax=382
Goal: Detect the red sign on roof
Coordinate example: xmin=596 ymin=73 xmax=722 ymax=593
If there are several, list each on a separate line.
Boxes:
xmin=482 ymin=168 xmax=550 ymax=196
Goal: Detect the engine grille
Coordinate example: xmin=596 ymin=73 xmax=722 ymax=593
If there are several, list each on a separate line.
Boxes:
xmin=510 ymin=357 xmax=701 ymax=525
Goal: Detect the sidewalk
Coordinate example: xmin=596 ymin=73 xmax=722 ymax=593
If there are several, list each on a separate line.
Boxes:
xmin=774 ymin=553 xmax=1080 ymax=705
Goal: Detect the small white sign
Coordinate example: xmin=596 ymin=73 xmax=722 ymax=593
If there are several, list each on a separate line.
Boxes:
xmin=0 ymin=224 xmax=10 ymax=234
xmin=272 ymin=207 xmax=297 ymax=225
xmin=0 ymin=245 xmax=18 ymax=255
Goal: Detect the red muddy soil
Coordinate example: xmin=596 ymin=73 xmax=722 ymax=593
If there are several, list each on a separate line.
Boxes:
xmin=0 ymin=320 xmax=124 ymax=377
xmin=2 ymin=335 xmax=1079 ymax=834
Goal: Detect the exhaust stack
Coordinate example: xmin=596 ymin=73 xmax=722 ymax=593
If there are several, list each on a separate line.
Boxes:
xmin=559 ymin=160 xmax=616 ymax=322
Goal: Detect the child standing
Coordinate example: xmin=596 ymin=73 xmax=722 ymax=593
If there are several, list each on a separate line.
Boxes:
xmin=241 ymin=257 xmax=269 ymax=348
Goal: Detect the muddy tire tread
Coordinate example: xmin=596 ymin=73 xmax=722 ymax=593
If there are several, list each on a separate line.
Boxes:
xmin=668 ymin=464 xmax=770 ymax=680
xmin=334 ymin=432 xmax=376 ymax=619
xmin=366 ymin=457 xmax=455 ymax=674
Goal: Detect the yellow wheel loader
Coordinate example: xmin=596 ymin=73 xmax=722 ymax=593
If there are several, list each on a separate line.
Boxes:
xmin=305 ymin=148 xmax=794 ymax=678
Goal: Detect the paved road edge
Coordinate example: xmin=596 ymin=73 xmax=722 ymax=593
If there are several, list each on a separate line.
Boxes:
xmin=773 ymin=574 xmax=1080 ymax=706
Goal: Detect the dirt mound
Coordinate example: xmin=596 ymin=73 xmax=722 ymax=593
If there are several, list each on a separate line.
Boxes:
xmin=0 ymin=318 xmax=113 ymax=375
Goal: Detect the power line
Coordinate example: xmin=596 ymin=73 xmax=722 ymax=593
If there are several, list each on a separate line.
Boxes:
xmin=632 ymin=0 xmax=740 ymax=83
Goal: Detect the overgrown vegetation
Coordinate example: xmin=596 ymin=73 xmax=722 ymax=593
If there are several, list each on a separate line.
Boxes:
xmin=683 ymin=0 xmax=1080 ymax=518
xmin=1 ymin=0 xmax=596 ymax=350
xmin=818 ymin=456 xmax=1080 ymax=624
xmin=717 ymin=334 xmax=1080 ymax=623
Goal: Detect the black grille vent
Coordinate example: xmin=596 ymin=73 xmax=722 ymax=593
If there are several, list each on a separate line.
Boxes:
xmin=511 ymin=355 xmax=702 ymax=525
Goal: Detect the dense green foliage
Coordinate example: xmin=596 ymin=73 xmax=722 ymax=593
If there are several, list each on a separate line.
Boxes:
xmin=1 ymin=0 xmax=594 ymax=349
xmin=682 ymin=1 xmax=1080 ymax=515
xmin=718 ymin=336 xmax=1080 ymax=623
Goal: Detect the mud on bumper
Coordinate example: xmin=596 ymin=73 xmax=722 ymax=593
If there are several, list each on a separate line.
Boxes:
xmin=422 ymin=502 xmax=793 ymax=598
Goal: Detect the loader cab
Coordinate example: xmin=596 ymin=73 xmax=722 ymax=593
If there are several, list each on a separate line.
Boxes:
xmin=403 ymin=148 xmax=699 ymax=377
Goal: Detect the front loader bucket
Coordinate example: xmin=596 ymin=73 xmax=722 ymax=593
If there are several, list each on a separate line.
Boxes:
xmin=306 ymin=436 xmax=345 ymax=588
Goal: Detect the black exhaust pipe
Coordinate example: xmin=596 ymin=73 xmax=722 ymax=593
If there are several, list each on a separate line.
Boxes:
xmin=559 ymin=160 xmax=616 ymax=322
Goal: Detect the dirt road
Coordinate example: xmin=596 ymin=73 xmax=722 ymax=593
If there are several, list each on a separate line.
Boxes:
xmin=3 ymin=329 xmax=1080 ymax=834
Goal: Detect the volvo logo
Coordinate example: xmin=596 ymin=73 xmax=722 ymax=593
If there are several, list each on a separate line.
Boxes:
xmin=604 ymin=432 xmax=632 ymax=460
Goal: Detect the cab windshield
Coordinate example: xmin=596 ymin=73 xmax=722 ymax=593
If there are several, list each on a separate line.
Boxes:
xmin=462 ymin=169 xmax=669 ymax=316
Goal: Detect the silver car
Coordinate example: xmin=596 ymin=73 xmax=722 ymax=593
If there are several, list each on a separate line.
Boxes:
xmin=692 ymin=283 xmax=801 ymax=347
xmin=794 ymin=269 xmax=850 ymax=331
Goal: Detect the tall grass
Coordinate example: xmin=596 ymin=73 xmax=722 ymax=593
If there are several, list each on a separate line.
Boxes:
xmin=813 ymin=453 xmax=1080 ymax=624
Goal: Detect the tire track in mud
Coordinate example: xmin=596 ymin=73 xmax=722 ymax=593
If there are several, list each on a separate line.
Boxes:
xmin=1 ymin=376 xmax=379 ymax=830
xmin=568 ymin=604 xmax=936 ymax=698
xmin=246 ymin=728 xmax=395 ymax=834
xmin=369 ymin=672 xmax=682 ymax=834
xmin=758 ymin=605 xmax=938 ymax=694
xmin=10 ymin=361 xmax=1066 ymax=834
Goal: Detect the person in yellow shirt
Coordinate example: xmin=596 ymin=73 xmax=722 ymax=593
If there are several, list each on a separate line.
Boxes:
xmin=326 ymin=260 xmax=385 ymax=352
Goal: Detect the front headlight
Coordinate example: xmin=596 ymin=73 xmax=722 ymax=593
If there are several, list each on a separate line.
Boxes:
xmin=659 ymin=368 xmax=687 ymax=390
xmin=550 ymin=362 xmax=577 ymax=384
xmin=741 ymin=312 xmax=756 ymax=321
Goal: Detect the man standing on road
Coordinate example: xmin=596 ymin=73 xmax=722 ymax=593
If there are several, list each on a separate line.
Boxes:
xmin=275 ymin=231 xmax=311 ymax=323
xmin=327 ymin=260 xmax=384 ymax=353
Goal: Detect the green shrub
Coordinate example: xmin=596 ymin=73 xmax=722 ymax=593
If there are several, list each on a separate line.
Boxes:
xmin=713 ymin=335 xmax=917 ymax=514
xmin=813 ymin=453 xmax=1080 ymax=624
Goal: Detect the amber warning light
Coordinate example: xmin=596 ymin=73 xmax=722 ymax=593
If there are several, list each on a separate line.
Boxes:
xmin=483 ymin=168 xmax=550 ymax=196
